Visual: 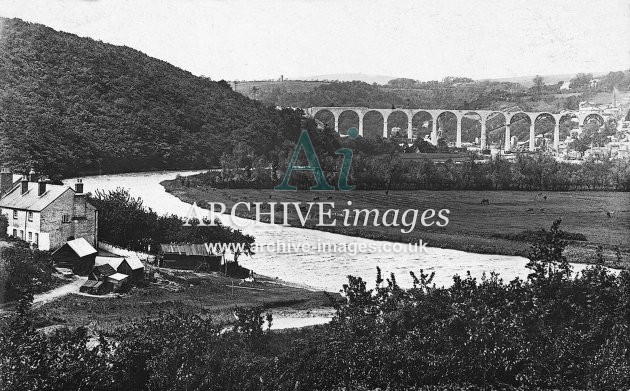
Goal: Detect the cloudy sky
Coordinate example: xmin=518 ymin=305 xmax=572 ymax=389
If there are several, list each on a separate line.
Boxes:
xmin=0 ymin=0 xmax=628 ymax=81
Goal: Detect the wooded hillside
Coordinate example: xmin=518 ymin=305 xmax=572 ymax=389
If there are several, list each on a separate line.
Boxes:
xmin=0 ymin=18 xmax=302 ymax=179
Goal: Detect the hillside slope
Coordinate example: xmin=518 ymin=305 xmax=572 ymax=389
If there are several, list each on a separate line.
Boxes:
xmin=0 ymin=18 xmax=301 ymax=179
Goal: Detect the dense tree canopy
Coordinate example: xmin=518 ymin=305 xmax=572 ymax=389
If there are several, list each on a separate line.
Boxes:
xmin=0 ymin=18 xmax=304 ymax=179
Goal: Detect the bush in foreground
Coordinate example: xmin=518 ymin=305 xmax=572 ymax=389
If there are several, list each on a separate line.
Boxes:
xmin=1 ymin=220 xmax=629 ymax=390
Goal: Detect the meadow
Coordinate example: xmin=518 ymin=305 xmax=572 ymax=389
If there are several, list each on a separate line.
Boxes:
xmin=163 ymin=181 xmax=630 ymax=267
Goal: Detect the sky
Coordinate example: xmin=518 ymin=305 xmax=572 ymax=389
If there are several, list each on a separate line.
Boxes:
xmin=0 ymin=0 xmax=628 ymax=81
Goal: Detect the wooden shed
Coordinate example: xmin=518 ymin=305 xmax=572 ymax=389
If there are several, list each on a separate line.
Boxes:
xmin=95 ymin=256 xmax=144 ymax=283
xmin=118 ymin=257 xmax=145 ymax=282
xmin=160 ymin=243 xmax=222 ymax=271
xmin=89 ymin=264 xmax=116 ymax=281
xmin=79 ymin=280 xmax=106 ymax=295
xmin=51 ymin=238 xmax=97 ymax=275
xmin=106 ymin=273 xmax=129 ymax=292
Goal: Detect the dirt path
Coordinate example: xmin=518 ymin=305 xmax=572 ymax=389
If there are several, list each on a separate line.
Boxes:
xmin=32 ymin=277 xmax=87 ymax=307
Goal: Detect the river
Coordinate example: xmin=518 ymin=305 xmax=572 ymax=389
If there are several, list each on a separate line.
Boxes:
xmin=68 ymin=170 xmax=599 ymax=293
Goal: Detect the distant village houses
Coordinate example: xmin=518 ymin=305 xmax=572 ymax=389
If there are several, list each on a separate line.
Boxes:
xmin=0 ymin=169 xmax=98 ymax=251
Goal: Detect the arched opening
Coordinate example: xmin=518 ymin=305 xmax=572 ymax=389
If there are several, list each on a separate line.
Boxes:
xmin=509 ymin=113 xmax=532 ymax=151
xmin=583 ymin=114 xmax=604 ymax=128
xmin=313 ymin=110 xmax=335 ymax=131
xmin=534 ymin=113 xmax=555 ymax=151
xmin=363 ymin=110 xmax=384 ymax=138
xmin=559 ymin=113 xmax=579 ymax=140
xmin=387 ymin=111 xmax=409 ymax=139
xmin=411 ymin=111 xmax=433 ymax=142
xmin=436 ymin=111 xmax=457 ymax=146
xmin=338 ymin=110 xmax=359 ymax=136
xmin=462 ymin=111 xmax=482 ymax=146
xmin=485 ymin=112 xmax=507 ymax=148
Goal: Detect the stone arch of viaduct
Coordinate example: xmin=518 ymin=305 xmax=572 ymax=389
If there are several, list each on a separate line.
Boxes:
xmin=307 ymin=107 xmax=604 ymax=151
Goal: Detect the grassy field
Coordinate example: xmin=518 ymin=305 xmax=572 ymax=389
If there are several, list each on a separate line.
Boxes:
xmin=163 ymin=181 xmax=630 ymax=268
xmin=33 ymin=269 xmax=335 ymax=332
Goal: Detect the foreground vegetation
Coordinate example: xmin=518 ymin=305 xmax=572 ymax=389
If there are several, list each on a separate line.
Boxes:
xmin=0 ymin=241 xmax=63 ymax=304
xmin=1 ymin=221 xmax=629 ymax=390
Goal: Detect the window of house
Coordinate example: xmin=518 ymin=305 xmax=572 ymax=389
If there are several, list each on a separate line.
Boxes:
xmin=62 ymin=214 xmax=71 ymax=223
xmin=19 ymin=230 xmax=23 ymax=240
xmin=27 ymin=211 xmax=33 ymax=222
xmin=12 ymin=229 xmax=17 ymax=237
xmin=34 ymin=233 xmax=39 ymax=247
xmin=13 ymin=210 xmax=17 ymax=219
xmin=28 ymin=232 xmax=32 ymax=242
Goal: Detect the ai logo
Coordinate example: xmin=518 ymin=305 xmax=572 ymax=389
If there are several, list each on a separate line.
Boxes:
xmin=274 ymin=127 xmax=359 ymax=191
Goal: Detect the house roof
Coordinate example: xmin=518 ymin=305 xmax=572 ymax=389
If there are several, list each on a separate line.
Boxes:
xmin=0 ymin=182 xmax=71 ymax=212
xmin=107 ymin=273 xmax=129 ymax=282
xmin=160 ymin=243 xmax=212 ymax=256
xmin=67 ymin=238 xmax=97 ymax=258
xmin=0 ymin=181 xmax=95 ymax=212
xmin=125 ymin=257 xmax=144 ymax=270
xmin=95 ymin=256 xmax=125 ymax=270
xmin=94 ymin=264 xmax=116 ymax=277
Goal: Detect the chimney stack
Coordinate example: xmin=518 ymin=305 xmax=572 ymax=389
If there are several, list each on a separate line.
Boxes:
xmin=21 ymin=175 xmax=29 ymax=195
xmin=75 ymin=178 xmax=84 ymax=194
xmin=38 ymin=179 xmax=47 ymax=197
xmin=29 ymin=168 xmax=36 ymax=182
xmin=0 ymin=168 xmax=12 ymax=196
xmin=74 ymin=178 xmax=87 ymax=218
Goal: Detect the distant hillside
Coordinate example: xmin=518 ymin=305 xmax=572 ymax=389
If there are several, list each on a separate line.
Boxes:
xmin=480 ymin=72 xmax=609 ymax=87
xmin=234 ymin=80 xmax=330 ymax=101
xmin=0 ymin=18 xmax=302 ymax=179
xmin=291 ymin=73 xmax=399 ymax=84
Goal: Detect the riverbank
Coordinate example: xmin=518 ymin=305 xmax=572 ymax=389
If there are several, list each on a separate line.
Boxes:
xmin=162 ymin=179 xmax=630 ymax=269
xmin=32 ymin=268 xmax=337 ymax=332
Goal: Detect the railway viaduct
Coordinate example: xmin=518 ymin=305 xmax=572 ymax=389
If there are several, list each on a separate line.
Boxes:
xmin=306 ymin=107 xmax=606 ymax=151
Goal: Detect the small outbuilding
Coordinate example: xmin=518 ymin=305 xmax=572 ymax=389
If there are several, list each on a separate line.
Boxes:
xmin=79 ymin=279 xmax=106 ymax=295
xmin=89 ymin=264 xmax=116 ymax=282
xmin=51 ymin=237 xmax=98 ymax=275
xmin=95 ymin=255 xmax=144 ymax=282
xmin=160 ymin=243 xmax=222 ymax=271
xmin=107 ymin=273 xmax=129 ymax=292
xmin=119 ymin=257 xmax=145 ymax=282
xmin=95 ymin=256 xmax=124 ymax=270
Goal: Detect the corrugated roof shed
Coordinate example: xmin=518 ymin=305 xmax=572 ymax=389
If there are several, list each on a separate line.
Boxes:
xmin=81 ymin=280 xmax=100 ymax=288
xmin=67 ymin=238 xmax=98 ymax=258
xmin=160 ymin=243 xmax=212 ymax=256
xmin=0 ymin=182 xmax=72 ymax=211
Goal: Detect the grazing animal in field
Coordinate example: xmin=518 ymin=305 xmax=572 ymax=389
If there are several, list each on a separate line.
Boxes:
xmin=526 ymin=208 xmax=534 ymax=212
xmin=269 ymin=194 xmax=272 ymax=199
xmin=481 ymin=199 xmax=490 ymax=205
xmin=543 ymin=195 xmax=547 ymax=201
xmin=327 ymin=196 xmax=333 ymax=200
xmin=313 ymin=196 xmax=320 ymax=201
xmin=385 ymin=190 xmax=389 ymax=195
xmin=540 ymin=208 xmax=545 ymax=212
xmin=607 ymin=211 xmax=611 ymax=218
